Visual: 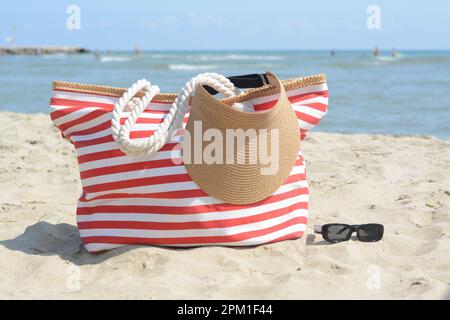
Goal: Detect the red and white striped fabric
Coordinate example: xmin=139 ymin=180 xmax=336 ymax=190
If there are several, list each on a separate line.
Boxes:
xmin=50 ymin=78 xmax=328 ymax=253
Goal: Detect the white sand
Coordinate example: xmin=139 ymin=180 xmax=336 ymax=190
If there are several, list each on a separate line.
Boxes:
xmin=0 ymin=111 xmax=449 ymax=299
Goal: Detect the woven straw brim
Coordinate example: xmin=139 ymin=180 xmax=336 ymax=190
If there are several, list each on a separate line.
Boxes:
xmin=184 ymin=72 xmax=300 ymax=204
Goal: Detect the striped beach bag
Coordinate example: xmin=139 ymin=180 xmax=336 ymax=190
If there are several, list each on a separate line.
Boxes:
xmin=50 ymin=72 xmax=328 ymax=253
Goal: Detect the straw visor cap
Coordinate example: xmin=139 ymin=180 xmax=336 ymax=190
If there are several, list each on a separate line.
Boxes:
xmin=183 ymin=72 xmax=300 ymax=204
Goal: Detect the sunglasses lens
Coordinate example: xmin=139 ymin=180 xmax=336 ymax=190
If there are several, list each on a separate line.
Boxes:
xmin=358 ymin=224 xmax=383 ymax=242
xmin=325 ymin=224 xmax=352 ymax=242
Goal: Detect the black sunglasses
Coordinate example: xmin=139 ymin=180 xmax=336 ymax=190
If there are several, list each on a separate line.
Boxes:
xmin=314 ymin=223 xmax=384 ymax=243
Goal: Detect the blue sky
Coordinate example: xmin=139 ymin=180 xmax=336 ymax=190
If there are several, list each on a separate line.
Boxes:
xmin=1 ymin=0 xmax=449 ymax=50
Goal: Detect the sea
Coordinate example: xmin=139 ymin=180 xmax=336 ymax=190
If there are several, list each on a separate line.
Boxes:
xmin=1 ymin=50 xmax=449 ymax=138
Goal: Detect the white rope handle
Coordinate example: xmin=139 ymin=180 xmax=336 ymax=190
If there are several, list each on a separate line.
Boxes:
xmin=112 ymin=73 xmax=239 ymax=157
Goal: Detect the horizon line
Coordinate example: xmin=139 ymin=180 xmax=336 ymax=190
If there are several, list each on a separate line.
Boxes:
xmin=2 ymin=46 xmax=450 ymax=52
xmin=2 ymin=45 xmax=450 ymax=51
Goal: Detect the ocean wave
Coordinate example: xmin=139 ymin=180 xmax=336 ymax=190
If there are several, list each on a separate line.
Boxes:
xmin=42 ymin=53 xmax=68 ymax=59
xmin=192 ymin=54 xmax=285 ymax=61
xmin=374 ymin=55 xmax=403 ymax=62
xmin=99 ymin=56 xmax=131 ymax=62
xmin=168 ymin=64 xmax=218 ymax=71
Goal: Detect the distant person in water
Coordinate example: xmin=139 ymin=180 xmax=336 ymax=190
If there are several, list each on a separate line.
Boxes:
xmin=392 ymin=48 xmax=397 ymax=58
xmin=330 ymin=49 xmax=336 ymax=57
xmin=373 ymin=46 xmax=380 ymax=57
xmin=94 ymin=49 xmax=100 ymax=60
xmin=134 ymin=45 xmax=142 ymax=58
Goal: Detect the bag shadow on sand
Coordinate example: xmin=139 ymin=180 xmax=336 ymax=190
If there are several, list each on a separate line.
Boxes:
xmin=0 ymin=221 xmax=143 ymax=265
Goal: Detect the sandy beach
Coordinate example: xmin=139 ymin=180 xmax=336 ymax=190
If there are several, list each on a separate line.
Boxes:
xmin=0 ymin=111 xmax=449 ymax=299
